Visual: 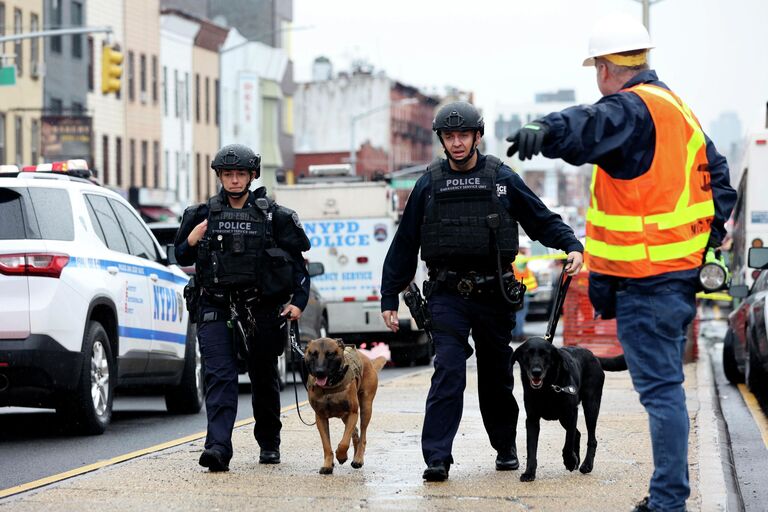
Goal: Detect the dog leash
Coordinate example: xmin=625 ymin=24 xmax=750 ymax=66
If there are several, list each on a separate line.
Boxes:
xmin=543 ymin=262 xmax=573 ymax=343
xmin=286 ymin=319 xmax=316 ymax=426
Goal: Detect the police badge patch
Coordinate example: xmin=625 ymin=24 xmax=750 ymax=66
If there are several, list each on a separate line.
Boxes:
xmin=291 ymin=212 xmax=303 ymax=228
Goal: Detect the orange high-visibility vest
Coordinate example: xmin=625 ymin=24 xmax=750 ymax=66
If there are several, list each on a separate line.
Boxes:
xmin=585 ymin=84 xmax=714 ymax=278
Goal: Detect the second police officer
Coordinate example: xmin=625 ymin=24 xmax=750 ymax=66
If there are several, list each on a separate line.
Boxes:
xmin=174 ymin=144 xmax=311 ymax=472
xmin=381 ymin=101 xmax=584 ymax=482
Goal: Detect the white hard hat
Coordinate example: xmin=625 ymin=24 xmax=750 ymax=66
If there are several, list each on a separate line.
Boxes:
xmin=582 ymin=13 xmax=654 ymax=66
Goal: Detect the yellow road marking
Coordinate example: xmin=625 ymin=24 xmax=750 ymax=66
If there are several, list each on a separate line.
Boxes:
xmin=737 ymin=383 xmax=768 ymax=448
xmin=0 ymin=400 xmax=308 ymax=500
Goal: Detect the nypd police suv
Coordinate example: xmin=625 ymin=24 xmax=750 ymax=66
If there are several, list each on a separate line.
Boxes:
xmin=0 ymin=162 xmax=202 ymax=434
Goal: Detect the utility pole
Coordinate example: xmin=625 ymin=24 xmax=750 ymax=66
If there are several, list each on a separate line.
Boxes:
xmin=631 ymin=0 xmax=665 ymax=32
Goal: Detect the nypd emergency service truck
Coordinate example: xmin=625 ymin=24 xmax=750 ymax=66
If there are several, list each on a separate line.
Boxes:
xmin=274 ymin=180 xmax=431 ymax=365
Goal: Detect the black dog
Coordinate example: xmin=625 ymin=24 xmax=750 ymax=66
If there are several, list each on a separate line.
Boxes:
xmin=512 ymin=336 xmax=627 ymax=482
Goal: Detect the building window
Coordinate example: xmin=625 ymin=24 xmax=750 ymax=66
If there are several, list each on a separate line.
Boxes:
xmin=87 ymin=37 xmax=94 ymax=91
xmin=204 ymin=153 xmax=210 ymax=196
xmin=50 ymin=97 xmax=63 ymax=114
xmin=151 ymin=56 xmax=158 ymax=104
xmin=14 ymin=116 xmax=22 ymax=164
xmin=140 ymin=54 xmax=147 ymax=100
xmin=162 ymin=66 xmax=168 ymax=116
xmin=174 ymin=69 xmax=179 ymax=118
xmin=195 ymin=73 xmax=200 ymax=123
xmin=205 ymin=77 xmax=210 ymax=124
xmin=164 ymin=150 xmax=170 ymax=189
xmin=127 ymin=51 xmax=135 ymax=102
xmin=129 ymin=139 xmax=136 ymax=186
xmin=114 ymin=136 xmax=121 ymax=187
xmin=215 ymin=79 xmax=220 ymax=125
xmin=0 ymin=2 xmax=5 ymax=56
xmin=72 ymin=102 xmax=84 ymax=113
xmin=13 ymin=8 xmax=22 ymax=77
xmin=71 ymin=2 xmax=82 ymax=58
xmin=185 ymin=72 xmax=190 ymax=121
xmin=196 ymin=152 xmax=201 ymax=201
xmin=102 ymin=135 xmax=109 ymax=184
xmin=30 ymin=14 xmax=39 ymax=75
xmin=50 ymin=0 xmax=62 ymax=53
xmin=141 ymin=140 xmax=148 ymax=185
xmin=31 ymin=119 xmax=39 ymax=164
xmin=153 ymin=140 xmax=160 ymax=187
xmin=0 ymin=113 xmax=5 ymax=164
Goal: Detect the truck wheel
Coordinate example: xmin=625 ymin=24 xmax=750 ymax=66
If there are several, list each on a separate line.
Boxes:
xmin=391 ymin=334 xmax=433 ymax=367
xmin=165 ymin=322 xmax=205 ymax=414
xmin=722 ymin=329 xmax=744 ymax=385
xmin=57 ymin=321 xmax=114 ymax=435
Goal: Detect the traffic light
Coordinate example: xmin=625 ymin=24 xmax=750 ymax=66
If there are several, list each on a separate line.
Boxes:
xmin=101 ymin=45 xmax=123 ymax=95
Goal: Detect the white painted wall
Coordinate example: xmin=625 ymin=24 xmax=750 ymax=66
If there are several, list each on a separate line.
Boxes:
xmin=160 ymin=14 xmax=198 ymax=207
xmin=219 ymin=29 xmax=287 ymax=191
xmin=294 ymin=73 xmax=392 ymax=154
xmin=86 ymin=0 xmax=125 ymax=188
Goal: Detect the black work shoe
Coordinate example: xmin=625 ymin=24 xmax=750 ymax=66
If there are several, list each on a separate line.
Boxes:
xmin=422 ymin=460 xmax=450 ymax=482
xmin=199 ymin=449 xmax=229 ymax=472
xmin=259 ymin=449 xmax=281 ymax=464
xmin=495 ymin=449 xmax=519 ymax=471
xmin=632 ymin=497 xmax=657 ymax=512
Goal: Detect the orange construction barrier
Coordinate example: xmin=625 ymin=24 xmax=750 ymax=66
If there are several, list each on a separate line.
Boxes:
xmin=562 ymin=271 xmax=623 ymax=357
xmin=563 ymin=271 xmax=699 ymax=361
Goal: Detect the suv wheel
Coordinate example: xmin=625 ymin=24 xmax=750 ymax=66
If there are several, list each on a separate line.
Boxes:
xmin=165 ymin=322 xmax=205 ymax=414
xmin=58 ymin=321 xmax=114 ymax=435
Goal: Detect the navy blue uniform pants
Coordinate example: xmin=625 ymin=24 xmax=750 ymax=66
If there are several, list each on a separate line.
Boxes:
xmin=422 ymin=292 xmax=518 ymax=466
xmin=196 ymin=301 xmax=283 ymax=462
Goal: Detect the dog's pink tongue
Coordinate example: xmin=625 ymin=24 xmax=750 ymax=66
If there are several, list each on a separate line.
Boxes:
xmin=315 ymin=376 xmax=328 ymax=387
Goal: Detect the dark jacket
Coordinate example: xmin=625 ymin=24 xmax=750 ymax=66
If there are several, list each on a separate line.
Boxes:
xmin=174 ymin=187 xmax=311 ymax=310
xmin=380 ymin=153 xmax=583 ymax=312
xmin=537 ymin=69 xmax=737 ymax=318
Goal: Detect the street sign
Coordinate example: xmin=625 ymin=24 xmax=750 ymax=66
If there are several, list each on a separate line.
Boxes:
xmin=0 ymin=66 xmax=16 ymax=86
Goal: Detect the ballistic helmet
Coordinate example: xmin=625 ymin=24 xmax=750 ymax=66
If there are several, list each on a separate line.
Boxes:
xmin=211 ymin=144 xmax=261 ymax=176
xmin=432 ymin=102 xmax=484 ymax=136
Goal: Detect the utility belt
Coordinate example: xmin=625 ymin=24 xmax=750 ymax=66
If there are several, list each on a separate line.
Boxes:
xmin=426 ymin=268 xmax=526 ymax=310
xmin=201 ymin=285 xmax=264 ymax=308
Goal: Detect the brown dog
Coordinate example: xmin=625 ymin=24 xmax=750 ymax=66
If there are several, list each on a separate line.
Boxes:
xmin=304 ymin=338 xmax=387 ymax=474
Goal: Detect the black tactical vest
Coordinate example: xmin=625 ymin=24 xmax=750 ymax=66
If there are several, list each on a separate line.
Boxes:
xmin=420 ymin=155 xmax=518 ymax=270
xmin=196 ymin=196 xmax=294 ymax=303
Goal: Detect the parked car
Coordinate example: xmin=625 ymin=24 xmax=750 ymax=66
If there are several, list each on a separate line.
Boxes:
xmin=723 ymin=246 xmax=768 ymax=394
xmin=147 ymin=221 xmax=328 ymax=388
xmin=0 ymin=163 xmax=203 ymax=434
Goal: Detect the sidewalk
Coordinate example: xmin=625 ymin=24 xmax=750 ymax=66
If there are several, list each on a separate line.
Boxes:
xmin=0 ymin=341 xmax=727 ymax=512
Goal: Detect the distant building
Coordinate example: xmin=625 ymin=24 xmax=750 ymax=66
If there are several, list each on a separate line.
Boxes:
xmin=709 ymin=111 xmax=743 ymax=174
xmin=493 ymin=90 xmax=590 ymax=214
xmin=294 ymin=64 xmax=439 ymax=181
xmin=0 ymin=0 xmax=44 ymax=166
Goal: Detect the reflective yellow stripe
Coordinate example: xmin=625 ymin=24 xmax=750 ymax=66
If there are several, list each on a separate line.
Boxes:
xmin=647 ymin=232 xmax=709 ymax=261
xmin=587 ymin=207 xmax=644 ymax=231
xmin=645 ymin=200 xmax=715 ymax=229
xmin=585 ymin=237 xmax=647 ymax=261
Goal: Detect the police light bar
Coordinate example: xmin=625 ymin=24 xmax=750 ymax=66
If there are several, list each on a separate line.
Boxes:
xmin=21 ymin=161 xmax=94 ymax=179
xmin=0 ymin=164 xmax=20 ymax=174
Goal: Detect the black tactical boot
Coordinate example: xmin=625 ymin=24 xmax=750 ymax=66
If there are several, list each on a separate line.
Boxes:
xmin=259 ymin=449 xmax=281 ymax=464
xmin=495 ymin=448 xmax=519 ymax=471
xmin=422 ymin=460 xmax=450 ymax=482
xmin=199 ymin=449 xmax=229 ymax=472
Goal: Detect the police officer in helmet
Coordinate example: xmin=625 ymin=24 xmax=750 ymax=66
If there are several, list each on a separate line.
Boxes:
xmin=381 ymin=101 xmax=584 ymax=482
xmin=174 ymin=143 xmax=311 ymax=472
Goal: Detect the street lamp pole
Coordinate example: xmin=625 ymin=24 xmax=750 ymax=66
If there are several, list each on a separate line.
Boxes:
xmin=349 ymin=98 xmax=418 ymax=175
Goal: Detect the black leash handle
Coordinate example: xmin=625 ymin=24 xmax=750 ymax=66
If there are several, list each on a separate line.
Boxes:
xmin=544 ymin=261 xmax=573 ymax=342
xmin=286 ymin=319 xmax=315 ymax=426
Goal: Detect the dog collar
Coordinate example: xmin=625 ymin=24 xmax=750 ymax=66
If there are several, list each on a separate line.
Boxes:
xmin=551 ymin=384 xmax=578 ymax=395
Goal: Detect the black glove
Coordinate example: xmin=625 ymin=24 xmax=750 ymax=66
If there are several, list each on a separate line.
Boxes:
xmin=506 ymin=121 xmax=549 ymax=160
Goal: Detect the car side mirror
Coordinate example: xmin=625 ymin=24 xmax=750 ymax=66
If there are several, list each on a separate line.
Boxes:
xmin=729 ymin=284 xmax=749 ymax=299
xmin=166 ymin=244 xmax=178 ymax=265
xmin=748 ymin=247 xmax=768 ymax=269
xmin=307 ymin=261 xmax=325 ymax=278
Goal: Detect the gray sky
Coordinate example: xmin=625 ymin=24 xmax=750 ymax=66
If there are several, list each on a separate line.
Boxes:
xmin=292 ymin=0 xmax=767 ymax=148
